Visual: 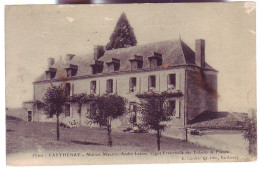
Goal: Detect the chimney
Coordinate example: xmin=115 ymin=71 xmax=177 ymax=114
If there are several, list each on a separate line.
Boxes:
xmin=94 ymin=45 xmax=105 ymax=60
xmin=195 ymin=39 xmax=205 ymax=68
xmin=48 ymin=57 xmax=55 ymax=67
xmin=66 ymin=54 xmax=75 ymax=62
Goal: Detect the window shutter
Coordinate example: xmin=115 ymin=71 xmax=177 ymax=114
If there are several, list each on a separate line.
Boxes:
xmin=176 ymin=73 xmax=181 ymax=90
xmin=175 ymin=100 xmax=180 ymax=118
xmin=71 ymin=83 xmax=74 ymax=95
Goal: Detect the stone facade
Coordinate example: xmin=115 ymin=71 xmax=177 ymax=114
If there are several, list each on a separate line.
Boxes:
xmin=25 ymin=38 xmax=218 ymax=139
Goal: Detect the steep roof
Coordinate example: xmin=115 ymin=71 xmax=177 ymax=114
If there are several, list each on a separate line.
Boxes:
xmin=34 ymin=39 xmax=216 ymax=83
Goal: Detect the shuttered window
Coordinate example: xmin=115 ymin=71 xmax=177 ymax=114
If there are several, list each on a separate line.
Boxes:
xmin=65 ymin=104 xmax=70 ymax=117
xmin=90 ymin=81 xmax=96 ymax=94
xmin=148 ymin=75 xmax=156 ymax=91
xmin=129 ymin=77 xmax=137 ymax=92
xmin=106 ymin=79 xmax=113 ymax=93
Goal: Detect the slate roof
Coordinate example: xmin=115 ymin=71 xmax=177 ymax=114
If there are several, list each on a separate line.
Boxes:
xmin=34 ymin=39 xmax=216 ymax=83
xmin=187 ymin=111 xmax=248 ymax=130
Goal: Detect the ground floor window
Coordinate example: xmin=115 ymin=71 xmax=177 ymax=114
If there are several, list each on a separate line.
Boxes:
xmin=168 ymin=100 xmax=176 ymax=116
xmin=28 ymin=111 xmax=32 ymax=122
xmin=65 ymin=104 xmax=70 ymax=117
xmin=89 ymin=102 xmax=97 ymax=118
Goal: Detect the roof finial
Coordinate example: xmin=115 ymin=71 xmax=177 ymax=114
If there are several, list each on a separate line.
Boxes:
xmin=179 ymin=33 xmax=182 ymax=41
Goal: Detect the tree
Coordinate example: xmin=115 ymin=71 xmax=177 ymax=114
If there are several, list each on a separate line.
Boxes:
xmin=137 ymin=91 xmax=174 ymax=151
xmin=42 ymin=84 xmax=67 ymax=140
xmin=243 ymin=118 xmax=257 ymax=155
xmin=106 ymin=12 xmax=137 ymax=50
xmin=67 ymin=93 xmax=93 ymax=126
xmin=88 ymin=94 xmax=126 ymax=146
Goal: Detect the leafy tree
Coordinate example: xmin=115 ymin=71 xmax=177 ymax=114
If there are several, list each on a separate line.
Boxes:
xmin=42 ymin=84 xmax=67 ymax=140
xmin=243 ymin=118 xmax=257 ymax=155
xmin=137 ymin=91 xmax=173 ymax=151
xmin=67 ymin=93 xmax=93 ymax=126
xmin=88 ymin=94 xmax=126 ymax=146
xmin=106 ymin=12 xmax=137 ymax=50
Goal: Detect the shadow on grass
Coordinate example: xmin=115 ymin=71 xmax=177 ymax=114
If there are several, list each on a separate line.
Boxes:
xmin=71 ymin=140 xmax=104 ymax=146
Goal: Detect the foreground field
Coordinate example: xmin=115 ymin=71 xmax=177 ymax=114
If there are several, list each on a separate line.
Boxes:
xmin=6 ymin=116 xmax=212 ymax=154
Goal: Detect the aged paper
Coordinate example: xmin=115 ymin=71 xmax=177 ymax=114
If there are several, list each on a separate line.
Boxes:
xmin=5 ymin=2 xmax=256 ymax=165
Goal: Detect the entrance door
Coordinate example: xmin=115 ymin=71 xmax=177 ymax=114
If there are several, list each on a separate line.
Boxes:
xmin=28 ymin=111 xmax=32 ymax=122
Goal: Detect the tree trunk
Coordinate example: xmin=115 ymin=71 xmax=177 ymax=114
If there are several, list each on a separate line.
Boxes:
xmin=107 ymin=118 xmax=112 ymax=147
xmin=157 ymin=129 xmax=161 ymax=151
xmin=56 ymin=115 xmax=60 ymax=140
xmin=79 ymin=105 xmax=82 ymax=127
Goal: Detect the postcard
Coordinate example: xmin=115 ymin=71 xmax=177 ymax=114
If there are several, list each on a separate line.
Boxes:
xmin=5 ymin=2 xmax=256 ymax=165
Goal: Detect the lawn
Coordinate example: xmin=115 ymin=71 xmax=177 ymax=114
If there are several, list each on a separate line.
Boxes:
xmin=6 ymin=116 xmax=213 ymax=154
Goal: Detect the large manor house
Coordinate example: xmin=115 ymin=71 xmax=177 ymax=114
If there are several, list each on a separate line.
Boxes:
xmin=23 ymin=37 xmax=218 ymax=139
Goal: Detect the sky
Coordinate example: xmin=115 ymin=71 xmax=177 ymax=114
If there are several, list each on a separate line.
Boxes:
xmin=5 ymin=2 xmax=256 ymax=112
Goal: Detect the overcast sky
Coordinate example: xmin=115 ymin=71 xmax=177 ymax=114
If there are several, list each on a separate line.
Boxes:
xmin=5 ymin=2 xmax=256 ymax=112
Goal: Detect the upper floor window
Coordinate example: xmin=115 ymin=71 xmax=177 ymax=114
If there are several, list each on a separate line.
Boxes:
xmin=129 ymin=77 xmax=137 ymax=93
xmin=90 ymin=81 xmax=96 ymax=94
xmin=65 ymin=83 xmax=71 ymax=97
xmin=148 ymin=75 xmax=156 ymax=91
xmin=106 ymin=79 xmax=113 ymax=93
xmin=168 ymin=74 xmax=176 ymax=90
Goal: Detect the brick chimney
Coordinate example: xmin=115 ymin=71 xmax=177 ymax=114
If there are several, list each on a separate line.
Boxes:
xmin=48 ymin=57 xmax=55 ymax=67
xmin=66 ymin=54 xmax=75 ymax=62
xmin=94 ymin=45 xmax=105 ymax=60
xmin=195 ymin=39 xmax=205 ymax=68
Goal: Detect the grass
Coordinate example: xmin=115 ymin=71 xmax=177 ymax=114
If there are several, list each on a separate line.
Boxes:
xmin=6 ymin=116 xmax=213 ymax=154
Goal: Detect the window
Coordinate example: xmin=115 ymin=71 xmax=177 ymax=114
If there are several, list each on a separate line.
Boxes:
xmin=168 ymin=74 xmax=176 ymax=90
xmin=137 ymin=61 xmax=143 ymax=69
xmin=65 ymin=83 xmax=71 ymax=96
xmin=28 ymin=111 xmax=32 ymax=122
xmin=148 ymin=75 xmax=156 ymax=91
xmin=130 ymin=61 xmax=143 ymax=70
xmin=150 ymin=59 xmax=157 ymax=69
xmin=92 ymin=65 xmax=103 ymax=74
xmin=129 ymin=102 xmax=137 ymax=123
xmin=65 ymin=104 xmax=70 ymax=117
xmin=90 ymin=81 xmax=96 ymax=94
xmin=106 ymin=79 xmax=113 ymax=93
xmin=129 ymin=77 xmax=137 ymax=93
xmin=114 ymin=64 xmax=120 ymax=71
xmin=150 ymin=58 xmax=162 ymax=69
xmin=168 ymin=100 xmax=176 ymax=116
xmin=89 ymin=102 xmax=97 ymax=118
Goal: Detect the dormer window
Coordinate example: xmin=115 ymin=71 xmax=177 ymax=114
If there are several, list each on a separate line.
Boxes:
xmin=45 ymin=68 xmax=57 ymax=80
xmin=106 ymin=58 xmax=120 ymax=72
xmin=148 ymin=52 xmax=162 ymax=69
xmin=65 ymin=64 xmax=78 ymax=77
xmin=91 ymin=60 xmax=104 ymax=74
xmin=129 ymin=55 xmax=143 ymax=70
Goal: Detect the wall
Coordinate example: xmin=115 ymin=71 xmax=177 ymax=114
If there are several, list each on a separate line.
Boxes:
xmin=185 ymin=68 xmax=218 ymax=123
xmin=33 ymin=67 xmax=187 ymax=135
xmin=6 ymin=108 xmax=27 ymax=121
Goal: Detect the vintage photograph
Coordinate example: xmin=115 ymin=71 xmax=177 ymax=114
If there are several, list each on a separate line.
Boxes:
xmin=5 ymin=2 xmax=256 ymax=165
